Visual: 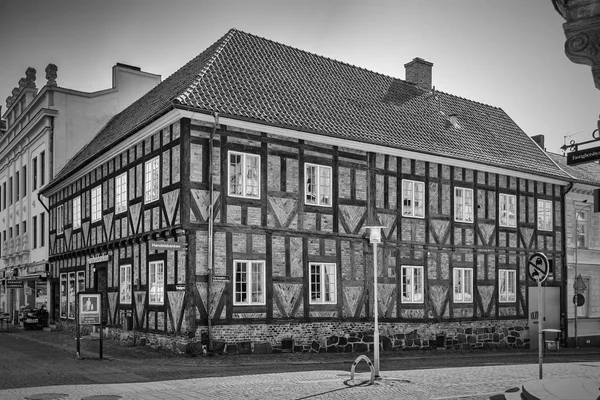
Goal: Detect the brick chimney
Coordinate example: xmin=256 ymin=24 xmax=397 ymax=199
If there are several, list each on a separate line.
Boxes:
xmin=404 ymin=57 xmax=433 ymax=91
xmin=531 ymin=134 xmax=545 ymax=150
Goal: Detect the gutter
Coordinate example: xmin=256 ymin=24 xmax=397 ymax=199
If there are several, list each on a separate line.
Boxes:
xmin=207 ymin=112 xmax=219 ymax=352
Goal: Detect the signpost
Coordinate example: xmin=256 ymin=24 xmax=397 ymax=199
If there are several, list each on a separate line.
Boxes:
xmin=528 ymin=252 xmax=549 ymax=379
xmin=77 ymin=292 xmax=103 ymax=359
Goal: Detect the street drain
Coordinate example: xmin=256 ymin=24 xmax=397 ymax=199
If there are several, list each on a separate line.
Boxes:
xmin=82 ymin=396 xmax=122 ymax=400
xmin=25 ymin=394 xmax=69 ymax=400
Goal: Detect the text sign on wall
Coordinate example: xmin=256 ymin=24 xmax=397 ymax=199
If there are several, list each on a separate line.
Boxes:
xmin=6 ymin=279 xmax=24 ymax=289
xmin=87 ymin=255 xmax=110 ymax=265
xmin=149 ymin=241 xmax=187 ymax=252
xmin=567 ymin=146 xmax=600 ymax=165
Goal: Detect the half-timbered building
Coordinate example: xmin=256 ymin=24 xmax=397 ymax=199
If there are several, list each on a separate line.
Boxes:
xmin=41 ymin=29 xmax=573 ymax=353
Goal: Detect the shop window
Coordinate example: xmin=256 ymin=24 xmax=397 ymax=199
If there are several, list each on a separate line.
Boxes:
xmin=499 ymin=193 xmax=516 ymax=227
xmin=401 ymin=266 xmax=424 ymax=303
xmin=234 ymin=260 xmax=265 ymax=305
xmin=149 ymin=261 xmax=164 ymax=305
xmin=120 ymin=264 xmax=132 ymax=304
xmin=144 ymin=157 xmax=160 ymax=203
xmin=228 ymin=151 xmax=260 ymax=199
xmin=68 ymin=272 xmax=76 ymax=319
xmin=455 ymin=187 xmax=473 ymax=223
xmin=453 ymin=267 xmax=473 ymax=303
xmin=305 ymin=163 xmax=332 ymax=206
xmin=60 ymin=273 xmax=67 ymax=318
xmin=310 ymin=263 xmax=336 ymax=304
xmin=402 ymin=179 xmax=424 ymax=218
xmin=499 ymin=269 xmax=516 ymax=302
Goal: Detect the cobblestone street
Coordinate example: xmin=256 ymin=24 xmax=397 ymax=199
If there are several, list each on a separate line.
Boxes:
xmin=1 ymin=329 xmax=600 ymax=399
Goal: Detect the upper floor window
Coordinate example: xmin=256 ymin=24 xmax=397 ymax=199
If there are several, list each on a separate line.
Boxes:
xmin=576 ymin=209 xmax=587 ymax=249
xmin=499 ymin=269 xmax=516 ymax=303
xmin=499 ymin=193 xmax=516 ymax=228
xmin=402 ymin=180 xmax=424 ymax=218
xmin=310 ymin=263 xmax=336 ymax=304
xmin=15 ymin=172 xmax=19 ymax=201
xmin=305 ymin=163 xmax=332 ymax=206
xmin=40 ymin=151 xmax=45 ymax=186
xmin=148 ymin=260 xmax=164 ymax=305
xmin=455 ymin=187 xmax=473 ymax=223
xmin=40 ymin=213 xmax=45 ymax=247
xmin=228 ymin=151 xmax=260 ymax=199
xmin=577 ymin=276 xmax=590 ymax=318
xmin=144 ymin=157 xmax=160 ymax=203
xmin=73 ymin=196 xmax=81 ymax=229
xmin=22 ymin=166 xmax=26 ymax=198
xmin=57 ymin=205 xmax=64 ymax=235
xmin=537 ymin=199 xmax=553 ymax=231
xmin=234 ymin=260 xmax=265 ymax=305
xmin=120 ymin=264 xmax=132 ymax=304
xmin=401 ymin=266 xmax=423 ymax=303
xmin=453 ymin=267 xmax=473 ymax=303
xmin=115 ymin=172 xmax=128 ymax=214
xmin=32 ymin=215 xmax=37 ymax=249
xmin=91 ymin=186 xmax=102 ymax=222
xmin=32 ymin=157 xmax=37 ymax=190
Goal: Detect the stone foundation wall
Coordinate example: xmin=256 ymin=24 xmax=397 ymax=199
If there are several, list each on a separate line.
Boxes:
xmin=95 ymin=319 xmax=530 ymax=356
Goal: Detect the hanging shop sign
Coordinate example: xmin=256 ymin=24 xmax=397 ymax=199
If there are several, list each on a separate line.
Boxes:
xmin=87 ymin=255 xmax=110 ymax=265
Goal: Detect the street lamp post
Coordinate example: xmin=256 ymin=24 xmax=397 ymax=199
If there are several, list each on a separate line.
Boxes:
xmin=364 ymin=222 xmax=385 ymax=379
xmin=574 ymin=200 xmax=587 ymax=348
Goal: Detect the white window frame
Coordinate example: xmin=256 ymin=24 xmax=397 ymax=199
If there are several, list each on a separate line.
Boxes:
xmin=499 ymin=269 xmax=516 ymax=303
xmin=577 ymin=276 xmax=590 ymax=318
xmin=91 ymin=186 xmax=102 ymax=222
xmin=57 ymin=205 xmax=64 ymax=235
xmin=115 ymin=172 xmax=128 ymax=214
xmin=148 ymin=261 xmax=164 ymax=305
xmin=309 ymin=263 xmax=337 ymax=304
xmin=401 ymin=266 xmax=424 ymax=303
xmin=305 ymin=163 xmax=332 ymax=207
xmin=537 ymin=199 xmax=553 ymax=231
xmin=402 ymin=179 xmax=425 ymax=218
xmin=499 ymin=193 xmax=517 ymax=228
xmin=73 ymin=196 xmax=81 ymax=230
xmin=454 ymin=187 xmax=473 ymax=223
xmin=144 ymin=157 xmax=160 ymax=203
xmin=228 ymin=151 xmax=260 ymax=199
xmin=453 ymin=267 xmax=473 ymax=303
xmin=234 ymin=260 xmax=266 ymax=305
xmin=120 ymin=264 xmax=132 ymax=304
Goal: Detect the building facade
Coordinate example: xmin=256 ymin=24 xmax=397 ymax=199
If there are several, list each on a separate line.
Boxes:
xmin=42 ymin=29 xmax=573 ymax=353
xmin=0 ymin=64 xmax=161 ymax=324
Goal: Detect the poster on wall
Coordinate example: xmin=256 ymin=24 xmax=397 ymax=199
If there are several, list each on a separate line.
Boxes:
xmin=60 ymin=273 xmax=67 ymax=318
xmin=68 ymin=272 xmax=75 ymax=319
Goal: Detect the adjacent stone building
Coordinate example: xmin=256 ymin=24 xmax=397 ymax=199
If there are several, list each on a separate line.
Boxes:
xmin=0 ymin=64 xmax=161 ymax=323
xmin=41 ymin=29 xmax=573 ymax=353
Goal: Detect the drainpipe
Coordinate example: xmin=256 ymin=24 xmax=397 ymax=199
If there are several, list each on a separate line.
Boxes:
xmin=207 ymin=112 xmax=218 ymax=352
xmin=562 ymin=181 xmax=574 ymax=346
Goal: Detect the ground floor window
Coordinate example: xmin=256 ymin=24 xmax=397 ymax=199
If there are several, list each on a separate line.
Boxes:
xmin=234 ymin=260 xmax=265 ymax=305
xmin=60 ymin=273 xmax=67 ymax=318
xmin=149 ymin=261 xmax=164 ymax=305
xmin=401 ymin=266 xmax=424 ymax=303
xmin=499 ymin=269 xmax=516 ymax=303
xmin=68 ymin=272 xmax=75 ymax=319
xmin=310 ymin=263 xmax=336 ymax=304
xmin=120 ymin=264 xmax=132 ymax=304
xmin=453 ymin=267 xmax=473 ymax=303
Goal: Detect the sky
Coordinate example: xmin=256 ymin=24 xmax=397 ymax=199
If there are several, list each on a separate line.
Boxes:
xmin=0 ymin=0 xmax=598 ymax=155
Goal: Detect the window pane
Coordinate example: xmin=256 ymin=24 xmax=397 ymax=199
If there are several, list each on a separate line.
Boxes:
xmin=320 ymin=167 xmax=331 ymax=205
xmin=245 ymin=155 xmax=259 ymax=197
xmin=306 ymin=165 xmax=317 ymax=204
xmin=229 ymin=153 xmax=243 ymax=195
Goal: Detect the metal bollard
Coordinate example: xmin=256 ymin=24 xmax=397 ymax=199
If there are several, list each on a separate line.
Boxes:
xmin=350 ymin=354 xmax=375 ymax=385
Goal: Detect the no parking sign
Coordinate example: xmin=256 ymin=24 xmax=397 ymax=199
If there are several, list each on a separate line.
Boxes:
xmin=528 ymin=253 xmax=549 ymax=283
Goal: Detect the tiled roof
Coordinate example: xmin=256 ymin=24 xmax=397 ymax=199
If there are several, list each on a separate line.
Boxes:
xmin=50 ymin=28 xmax=571 ymax=187
xmin=547 ymin=152 xmax=600 ymax=186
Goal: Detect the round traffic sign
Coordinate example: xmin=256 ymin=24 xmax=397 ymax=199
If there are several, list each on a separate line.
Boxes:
xmin=528 ymin=253 xmax=549 ymax=283
xmin=573 ymin=293 xmax=585 ymax=307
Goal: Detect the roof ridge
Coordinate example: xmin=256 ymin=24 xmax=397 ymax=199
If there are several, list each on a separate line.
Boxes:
xmin=434 ymin=88 xmax=501 ymax=110
xmin=174 ymin=28 xmax=237 ymax=104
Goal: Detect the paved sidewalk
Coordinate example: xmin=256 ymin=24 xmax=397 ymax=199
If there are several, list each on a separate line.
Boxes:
xmin=1 ymin=361 xmax=599 ymax=399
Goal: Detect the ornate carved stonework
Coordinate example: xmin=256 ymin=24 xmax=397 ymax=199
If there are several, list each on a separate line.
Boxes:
xmin=45 ymin=63 xmax=58 ymax=87
xmin=25 ymin=67 xmax=36 ymax=88
xmin=554 ymin=0 xmax=600 ymax=90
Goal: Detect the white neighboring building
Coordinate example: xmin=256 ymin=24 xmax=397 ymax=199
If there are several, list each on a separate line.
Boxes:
xmin=0 ymin=64 xmax=161 ymax=324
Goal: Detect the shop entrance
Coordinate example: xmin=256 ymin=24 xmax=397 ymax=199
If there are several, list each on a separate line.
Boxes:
xmin=93 ymin=264 xmax=108 ymax=324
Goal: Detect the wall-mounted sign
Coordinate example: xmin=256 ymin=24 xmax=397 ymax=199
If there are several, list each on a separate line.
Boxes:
xmin=79 ymin=293 xmax=101 ymax=325
xmin=6 ymin=279 xmax=24 ymax=289
xmin=176 ymin=284 xmax=185 ymax=291
xmin=149 ymin=240 xmax=187 ymax=252
xmin=567 ymin=146 xmax=600 ymax=165
xmin=87 ymin=255 xmax=110 ymax=265
xmin=212 ymin=275 xmax=231 ymax=283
